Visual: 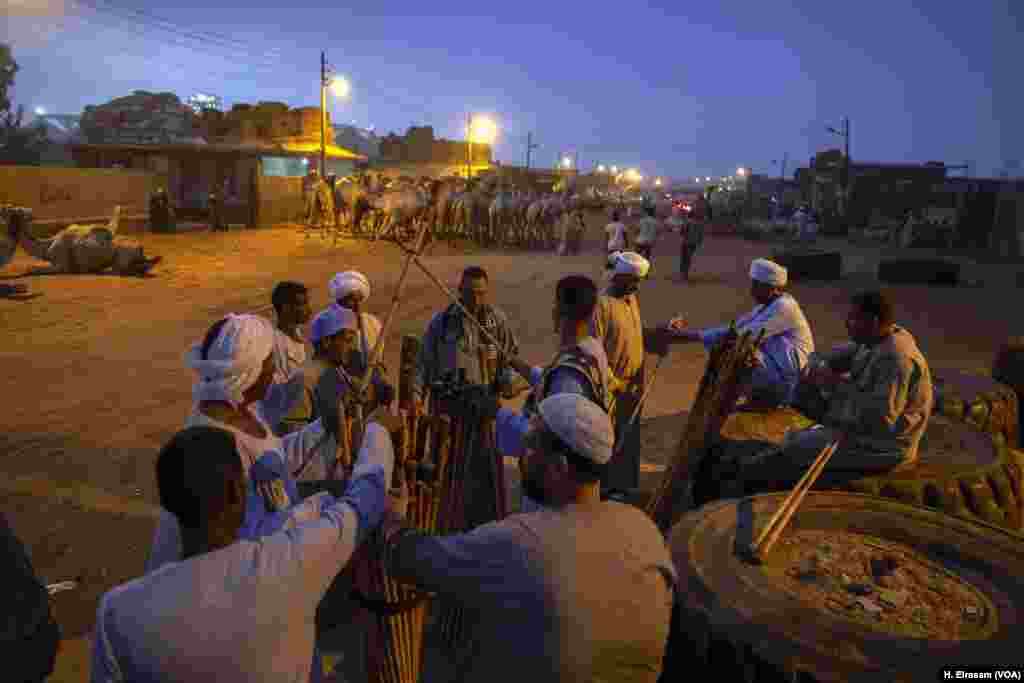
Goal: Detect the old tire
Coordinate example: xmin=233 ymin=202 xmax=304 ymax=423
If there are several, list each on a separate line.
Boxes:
xmin=661 ymin=492 xmax=1024 ymax=683
xmin=697 ymin=409 xmax=1024 ymax=532
xmin=933 ymin=369 xmax=1019 ymax=448
xmin=771 ymin=248 xmax=842 ymax=281
xmin=878 ymin=258 xmax=960 ymax=286
xmin=993 ymin=338 xmax=1024 ymax=449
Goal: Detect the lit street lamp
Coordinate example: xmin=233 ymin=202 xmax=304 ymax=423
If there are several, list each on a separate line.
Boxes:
xmin=320 ymin=51 xmax=351 ymax=177
xmin=655 ymin=177 xmax=662 ymax=187
xmin=736 ymin=167 xmax=748 ymax=177
xmin=611 ymin=165 xmax=619 ymax=174
xmin=34 ymin=106 xmax=46 ymax=116
xmin=562 ymin=156 xmax=573 ymax=169
xmin=466 ymin=115 xmax=497 ymax=178
xmin=597 ymin=164 xmax=607 ymax=173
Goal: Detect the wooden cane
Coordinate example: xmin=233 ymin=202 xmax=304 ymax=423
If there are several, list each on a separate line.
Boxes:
xmin=356 ymin=215 xmax=432 ymax=402
xmin=747 ymin=437 xmax=842 ymax=564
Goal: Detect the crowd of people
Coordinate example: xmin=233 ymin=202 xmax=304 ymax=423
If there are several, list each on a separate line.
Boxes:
xmin=4 ymin=202 xmax=936 ymax=682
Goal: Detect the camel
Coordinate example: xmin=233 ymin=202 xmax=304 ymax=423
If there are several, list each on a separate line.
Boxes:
xmin=9 ymin=206 xmax=161 ymax=276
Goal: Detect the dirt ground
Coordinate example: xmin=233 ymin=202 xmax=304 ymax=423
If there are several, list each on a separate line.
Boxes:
xmin=1 ymin=214 xmax=1020 ymax=681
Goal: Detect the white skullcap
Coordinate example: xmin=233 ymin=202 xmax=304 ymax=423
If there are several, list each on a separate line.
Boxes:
xmin=750 ymin=258 xmax=787 ymax=287
xmin=537 ymin=394 xmax=614 ymax=465
xmin=613 ymin=251 xmax=651 ymax=279
xmin=310 ymin=306 xmax=359 ymax=345
xmin=185 ymin=314 xmax=276 ymax=407
xmin=329 ymin=271 xmax=371 ymax=303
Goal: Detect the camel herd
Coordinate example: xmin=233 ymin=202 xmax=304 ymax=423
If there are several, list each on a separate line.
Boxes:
xmin=308 ymin=173 xmax=631 ymax=248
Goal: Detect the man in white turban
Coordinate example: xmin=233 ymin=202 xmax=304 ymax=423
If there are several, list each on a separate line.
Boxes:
xmin=665 ymin=257 xmax=815 ymax=409
xmin=329 ymin=270 xmax=383 ymax=379
xmin=590 ymin=251 xmax=656 ymax=502
xmin=377 ymin=393 xmax=676 ymax=682
xmin=288 ymin=306 xmax=396 ymax=483
xmin=147 ymin=314 xmax=329 ymax=572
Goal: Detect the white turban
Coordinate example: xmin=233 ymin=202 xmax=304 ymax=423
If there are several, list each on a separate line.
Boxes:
xmin=185 ymin=314 xmax=276 ymax=407
xmin=612 ymin=251 xmax=651 ymax=279
xmin=538 ymin=394 xmax=614 ymax=465
xmin=310 ymin=306 xmax=359 ymax=345
xmin=329 ymin=271 xmax=371 ymax=303
xmin=750 ymin=258 xmax=787 ymax=287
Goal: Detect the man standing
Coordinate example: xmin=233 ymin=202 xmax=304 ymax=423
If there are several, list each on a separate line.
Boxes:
xmin=735 ymin=290 xmax=932 ymax=494
xmin=591 ymin=251 xmax=650 ymax=502
xmin=264 ymin=282 xmax=312 ymax=435
xmin=415 ymin=266 xmax=519 ymax=526
xmin=380 ymin=394 xmax=677 ymax=683
xmin=413 ymin=266 xmax=519 ymax=409
xmin=667 ymin=258 xmax=814 ymax=410
xmin=290 ymin=306 xmax=395 ymax=481
xmin=604 ymin=209 xmax=628 ymax=257
xmin=497 ymin=275 xmax=614 ymax=511
xmin=678 ymin=209 xmax=705 ymax=281
xmin=92 ymin=416 xmax=398 ymax=683
xmin=329 ymin=270 xmax=383 ymax=380
xmin=634 ymin=205 xmax=660 ymax=262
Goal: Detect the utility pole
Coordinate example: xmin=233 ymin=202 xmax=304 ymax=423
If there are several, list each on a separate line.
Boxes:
xmin=466 ymin=113 xmax=473 ymax=179
xmin=320 ymin=51 xmax=327 ymax=178
xmin=574 ymin=150 xmax=579 ymax=177
xmin=525 ymin=132 xmax=539 ymax=169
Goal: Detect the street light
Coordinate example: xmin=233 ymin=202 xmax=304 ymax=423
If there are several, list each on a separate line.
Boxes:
xmin=466 ymin=115 xmax=498 ymax=178
xmin=34 ymin=106 xmax=46 ymax=116
xmin=611 ymin=165 xmax=618 ymax=174
xmin=598 ymin=164 xmax=607 ymax=173
xmin=319 ymin=51 xmax=351 ymax=177
xmin=736 ymin=167 xmax=747 ymax=177
xmin=654 ymin=178 xmax=662 ymax=187
xmin=329 ymin=76 xmax=351 ymax=98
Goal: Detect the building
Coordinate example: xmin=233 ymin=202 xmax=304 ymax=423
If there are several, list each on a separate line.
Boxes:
xmin=79 ymin=91 xmax=200 ymax=145
xmin=794 ymin=150 xmax=949 ymax=232
xmin=333 ymin=124 xmax=380 ymax=161
xmin=186 ymin=93 xmax=223 ymax=114
xmin=376 ymin=125 xmax=491 ymax=178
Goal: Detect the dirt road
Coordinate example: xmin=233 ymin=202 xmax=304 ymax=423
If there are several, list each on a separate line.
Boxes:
xmin=1 ymin=217 xmax=1017 ymax=681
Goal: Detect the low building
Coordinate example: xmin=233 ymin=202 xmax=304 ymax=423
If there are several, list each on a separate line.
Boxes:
xmin=70 ymin=140 xmax=364 ymax=226
xmin=376 ymin=125 xmax=491 ymax=178
xmin=79 ymin=91 xmax=199 ymax=145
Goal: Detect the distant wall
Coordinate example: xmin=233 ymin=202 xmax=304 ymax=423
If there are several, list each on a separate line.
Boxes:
xmin=257 ymin=175 xmax=304 ymax=226
xmin=0 ymin=166 xmax=164 ymax=237
xmin=371 ymin=161 xmax=490 ymax=180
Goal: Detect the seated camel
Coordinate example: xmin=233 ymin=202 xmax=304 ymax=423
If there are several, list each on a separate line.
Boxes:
xmin=10 ymin=206 xmax=162 ymax=276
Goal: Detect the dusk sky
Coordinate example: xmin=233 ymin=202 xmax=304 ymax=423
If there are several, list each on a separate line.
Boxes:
xmin=3 ymin=0 xmax=1021 ymax=179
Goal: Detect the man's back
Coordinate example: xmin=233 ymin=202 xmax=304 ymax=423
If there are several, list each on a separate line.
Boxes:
xmin=393 ymin=502 xmax=676 ymax=682
xmin=93 ymin=496 xmax=365 ymax=683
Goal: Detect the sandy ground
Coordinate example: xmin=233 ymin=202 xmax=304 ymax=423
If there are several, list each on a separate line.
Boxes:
xmin=1 ymin=215 xmax=1020 ymax=681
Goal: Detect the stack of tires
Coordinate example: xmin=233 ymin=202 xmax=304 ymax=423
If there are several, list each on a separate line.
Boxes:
xmin=877 ymin=259 xmax=960 ymax=286
xmin=771 ymin=248 xmax=843 ymax=281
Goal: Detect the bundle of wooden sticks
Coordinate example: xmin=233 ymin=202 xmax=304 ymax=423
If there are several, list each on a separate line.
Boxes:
xmin=360 ymin=335 xmax=507 ymax=682
xmin=646 ymin=324 xmax=765 ymax=532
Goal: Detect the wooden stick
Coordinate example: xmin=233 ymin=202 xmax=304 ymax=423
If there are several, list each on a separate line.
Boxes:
xmin=748 ymin=438 xmax=841 ymax=563
xmin=356 ymin=214 xmax=432 ymax=400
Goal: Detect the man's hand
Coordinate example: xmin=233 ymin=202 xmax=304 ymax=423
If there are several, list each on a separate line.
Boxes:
xmin=667 ymin=316 xmax=688 ymax=332
xmin=367 ymin=406 xmax=404 ymax=435
xmin=386 ymin=479 xmax=409 ymax=519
